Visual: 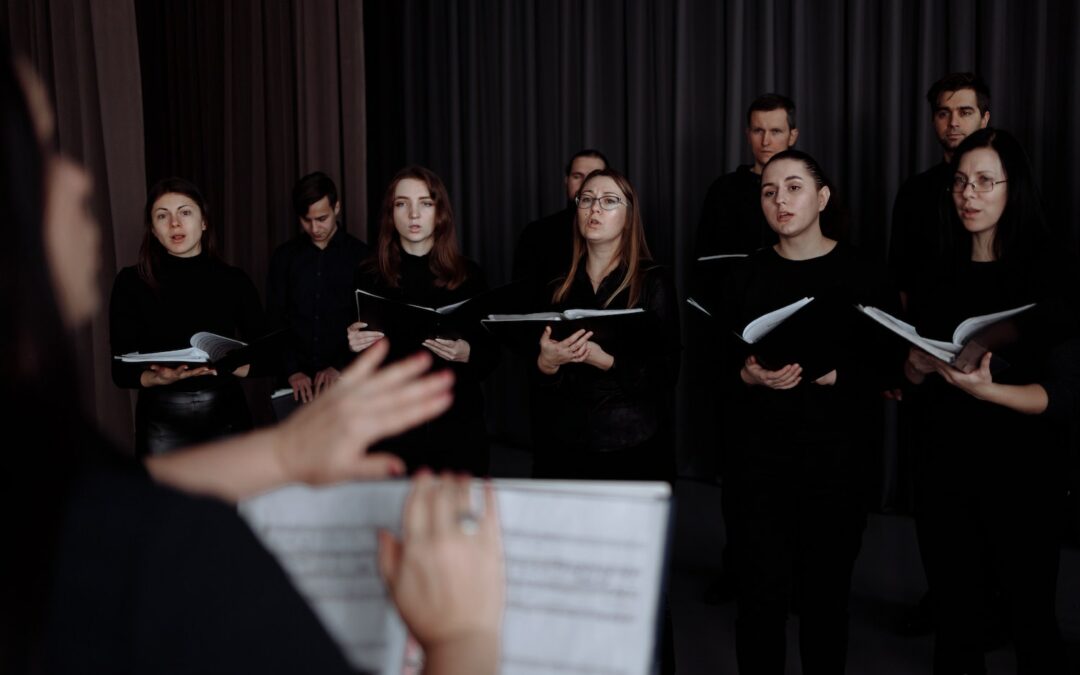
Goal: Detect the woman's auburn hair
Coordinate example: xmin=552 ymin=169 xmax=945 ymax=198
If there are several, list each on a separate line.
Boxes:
xmin=553 ymin=168 xmax=652 ymax=308
xmin=373 ymin=165 xmax=467 ymax=290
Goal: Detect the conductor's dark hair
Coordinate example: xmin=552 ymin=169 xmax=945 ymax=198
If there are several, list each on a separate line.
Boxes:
xmin=0 ymin=41 xmax=85 ymax=672
xmin=293 ymin=171 xmax=339 ymax=218
xmin=926 ymin=72 xmax=991 ymax=115
xmin=762 ymin=149 xmax=848 ymax=242
xmin=138 ymin=177 xmax=218 ymax=290
xmin=565 ymin=149 xmax=608 ymax=176
xmin=746 ymin=93 xmax=797 ymax=129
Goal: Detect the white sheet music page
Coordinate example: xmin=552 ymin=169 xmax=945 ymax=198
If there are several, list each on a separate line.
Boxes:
xmin=239 ymin=479 xmax=671 ymax=675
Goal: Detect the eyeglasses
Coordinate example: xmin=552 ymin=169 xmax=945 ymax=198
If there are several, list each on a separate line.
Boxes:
xmin=950 ymin=175 xmax=1008 ymax=193
xmin=576 ymin=195 xmax=627 ymax=211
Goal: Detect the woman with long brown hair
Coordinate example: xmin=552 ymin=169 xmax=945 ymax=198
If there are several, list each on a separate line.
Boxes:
xmin=532 ymin=168 xmax=681 ymax=481
xmin=348 ymin=166 xmax=497 ymax=474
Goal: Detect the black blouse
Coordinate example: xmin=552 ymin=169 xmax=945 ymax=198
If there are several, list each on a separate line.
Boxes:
xmin=109 ymin=253 xmax=265 ymax=391
xmin=533 ymin=263 xmax=682 ymax=452
xmin=355 ymin=251 xmax=497 ymax=473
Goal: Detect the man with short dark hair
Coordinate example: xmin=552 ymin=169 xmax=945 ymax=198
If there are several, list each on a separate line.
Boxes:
xmin=694 ymin=93 xmax=799 ymax=258
xmin=512 ymin=149 xmax=608 ymax=286
xmin=267 ymin=172 xmax=369 ymax=402
xmin=890 ymin=72 xmax=990 ymax=307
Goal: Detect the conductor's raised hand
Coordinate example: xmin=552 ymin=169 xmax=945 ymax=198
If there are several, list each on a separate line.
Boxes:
xmin=140 ymin=363 xmax=216 ymax=387
xmin=272 ymin=339 xmax=454 ymax=485
xmin=741 ymin=355 xmax=802 ymax=390
xmin=347 ymin=321 xmax=385 ymax=353
xmin=377 ymin=472 xmax=503 ymax=673
xmin=537 ymin=326 xmax=593 ymax=375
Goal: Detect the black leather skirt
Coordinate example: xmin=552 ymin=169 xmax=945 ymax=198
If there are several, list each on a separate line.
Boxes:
xmin=135 ymin=384 xmax=252 ymax=458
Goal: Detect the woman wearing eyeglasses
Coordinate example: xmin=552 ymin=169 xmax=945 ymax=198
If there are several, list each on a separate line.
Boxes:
xmin=347 ymin=166 xmax=497 ymax=476
xmin=531 ymin=168 xmax=681 ymax=482
xmin=902 ymin=128 xmax=1078 ymax=674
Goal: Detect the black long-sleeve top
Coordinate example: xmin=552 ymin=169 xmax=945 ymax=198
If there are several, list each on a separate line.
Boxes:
xmin=109 ymin=253 xmax=265 ymax=392
xmin=719 ymin=242 xmax=898 ymax=438
xmin=355 ymin=252 xmax=497 ymax=472
xmin=906 ymin=251 xmax=1080 ymax=477
xmin=889 ymin=161 xmax=953 ymax=296
xmin=694 ymin=165 xmax=777 ymax=259
xmin=43 ymin=436 xmax=357 ymax=674
xmin=533 ymin=263 xmax=682 ymax=452
xmin=266 ymin=227 xmax=369 ymax=377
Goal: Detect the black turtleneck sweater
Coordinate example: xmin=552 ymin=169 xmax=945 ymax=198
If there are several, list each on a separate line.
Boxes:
xmin=355 ymin=251 xmax=497 ymax=474
xmin=109 ymin=253 xmax=265 ymax=392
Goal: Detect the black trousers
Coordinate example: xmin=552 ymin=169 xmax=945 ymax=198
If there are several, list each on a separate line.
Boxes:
xmin=918 ymin=451 xmax=1068 ymax=674
xmin=730 ymin=431 xmax=867 ymax=675
xmin=135 ymin=384 xmax=252 ymax=458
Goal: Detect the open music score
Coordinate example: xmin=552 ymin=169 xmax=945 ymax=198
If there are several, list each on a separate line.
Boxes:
xmin=240 ymin=479 xmax=671 ymax=675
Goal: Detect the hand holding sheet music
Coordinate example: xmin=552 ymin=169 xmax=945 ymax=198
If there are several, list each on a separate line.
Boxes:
xmin=239 ymin=479 xmax=672 ymax=675
xmin=858 ymin=303 xmax=1035 ymax=373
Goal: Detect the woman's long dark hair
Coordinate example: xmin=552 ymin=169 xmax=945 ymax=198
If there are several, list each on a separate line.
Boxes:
xmin=762 ymin=149 xmax=849 ymax=242
xmin=1 ymin=45 xmax=84 ymax=672
xmin=371 ymin=166 xmax=468 ymax=290
xmin=553 ymin=168 xmax=653 ymax=308
xmin=137 ymin=177 xmax=218 ymax=290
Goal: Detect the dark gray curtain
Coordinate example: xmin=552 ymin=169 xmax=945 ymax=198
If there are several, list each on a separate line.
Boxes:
xmin=364 ymin=0 xmax=1080 ymax=469
xmin=3 ymin=0 xmax=145 ymax=447
xmin=136 ymin=0 xmax=369 ymax=291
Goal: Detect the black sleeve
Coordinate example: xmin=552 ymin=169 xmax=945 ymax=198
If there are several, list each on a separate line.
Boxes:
xmin=109 ymin=268 xmax=150 ymax=389
xmin=231 ymin=267 xmax=270 ymax=376
xmin=460 ymin=265 xmax=500 ymax=381
xmin=266 ymin=244 xmax=301 ymax=377
xmin=605 ymin=268 xmax=682 ymax=393
xmin=693 ymin=178 xmax=723 ymax=260
xmin=135 ymin=492 xmax=359 ymax=674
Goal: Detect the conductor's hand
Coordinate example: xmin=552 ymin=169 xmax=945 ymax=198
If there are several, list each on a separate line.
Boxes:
xmin=904 ymin=347 xmax=940 ymax=385
xmin=378 ymin=473 xmax=503 ymax=674
xmin=272 ymin=339 xmax=453 ymax=485
xmin=740 ymin=355 xmax=802 ymax=389
xmin=423 ymin=338 xmax=472 ymax=363
xmin=347 ymin=321 xmax=385 ymax=353
xmin=140 ymin=364 xmax=216 ymax=387
xmin=537 ymin=327 xmax=593 ymax=375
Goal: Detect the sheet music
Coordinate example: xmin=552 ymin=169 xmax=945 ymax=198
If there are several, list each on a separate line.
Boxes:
xmin=239 ymin=480 xmax=670 ymax=675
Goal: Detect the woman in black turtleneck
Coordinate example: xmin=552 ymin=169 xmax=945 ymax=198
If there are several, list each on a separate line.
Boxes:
xmin=110 ymin=178 xmax=264 ymax=458
xmin=347 ymin=166 xmax=496 ymax=475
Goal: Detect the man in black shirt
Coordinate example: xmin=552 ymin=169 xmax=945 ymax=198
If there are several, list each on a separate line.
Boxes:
xmin=694 ymin=93 xmax=799 ymax=259
xmin=890 ymin=73 xmax=991 ymax=308
xmin=512 ymin=149 xmax=607 ymax=287
xmin=267 ymin=172 xmax=369 ymax=402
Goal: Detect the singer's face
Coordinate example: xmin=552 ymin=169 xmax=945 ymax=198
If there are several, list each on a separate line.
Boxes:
xmin=576 ymin=175 xmax=627 ymax=247
xmin=392 ymin=178 xmax=437 ymax=254
xmin=760 ymin=158 xmax=829 ymax=241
